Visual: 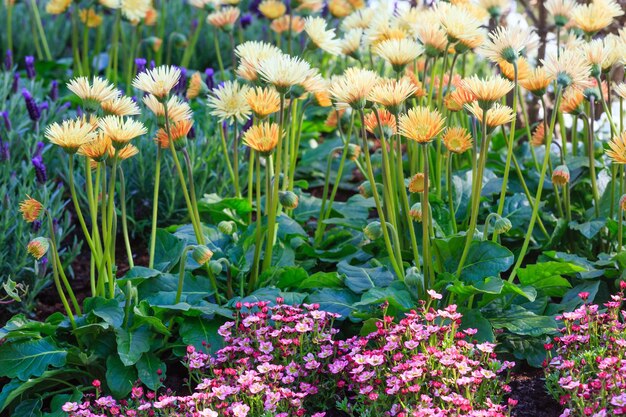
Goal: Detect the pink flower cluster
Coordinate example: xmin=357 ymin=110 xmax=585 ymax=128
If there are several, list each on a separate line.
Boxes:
xmin=64 ymin=297 xmax=515 ymax=417
xmin=545 ymin=283 xmax=626 ymax=417
xmin=336 ymin=295 xmax=515 ymax=417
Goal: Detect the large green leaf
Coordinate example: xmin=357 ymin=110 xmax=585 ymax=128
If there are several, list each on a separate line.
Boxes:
xmin=198 ymin=194 xmax=252 ymax=224
xmin=299 ymin=272 xmax=343 ymax=289
xmin=0 ymin=315 xmax=58 ymax=341
xmin=460 ymin=309 xmax=495 ymax=342
xmin=136 ymin=353 xmax=165 ymax=391
xmin=0 ymin=338 xmax=67 ymax=380
xmin=115 ymin=326 xmax=151 ymax=366
xmin=12 ymin=398 xmax=42 ymax=417
xmin=434 ymin=237 xmax=514 ymax=283
xmin=84 ymin=297 xmax=124 ymax=328
xmin=486 ymin=305 xmax=557 ymax=336
xmin=153 ymin=230 xmax=185 ymax=272
xmin=276 ymin=267 xmax=309 ymax=289
xmin=338 ymin=261 xmax=395 ymax=294
xmin=179 ymin=317 xmax=225 ymax=354
xmin=517 ymin=262 xmax=581 ymax=297
xmin=106 ymin=355 xmax=137 ymax=398
xmin=568 ymin=219 xmax=605 ymax=239
xmin=133 ymin=301 xmax=170 ymax=335
xmin=306 ymin=288 xmax=358 ymax=318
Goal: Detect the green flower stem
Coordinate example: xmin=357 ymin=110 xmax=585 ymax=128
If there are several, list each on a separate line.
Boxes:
xmin=148 ymin=147 xmax=162 ymax=269
xmin=518 ymin=89 xmax=540 ymax=172
xmin=248 ymin=152 xmax=263 ymax=292
xmin=456 ymin=108 xmax=490 ymax=278
xmin=314 ymin=147 xmax=342 ymax=245
xmin=175 ymin=246 xmax=195 ymax=305
xmin=483 ymin=213 xmax=498 ymax=241
xmin=182 ymin=148 xmax=203 ymax=229
xmin=288 ymin=101 xmax=310 ymax=192
xmin=180 ymin=11 xmax=206 ymax=67
xmin=496 ymin=62 xmax=518 ymax=217
xmin=213 ymin=27 xmax=226 ymax=81
xmin=85 ymin=157 xmax=101 ymax=296
xmin=378 ymin=116 xmax=399 ymax=235
xmin=6 ymin=2 xmax=13 ymax=54
xmin=571 ymin=114 xmax=578 ymax=157
xmin=29 ymin=0 xmax=52 ymax=61
xmin=564 ymin=182 xmax=572 ymax=223
xmin=358 ymin=109 xmax=404 ymax=280
xmin=232 ymin=119 xmax=241 ymax=198
xmin=125 ymin=24 xmax=141 ymax=95
xmin=508 ymin=87 xmax=563 ymax=283
xmin=98 ymin=164 xmax=108 ymax=296
xmin=395 ymin=134 xmax=421 ymax=271
xmin=447 ymin=152 xmax=457 ymax=234
xmin=80 ymin=7 xmax=91 ymax=77
xmin=118 ymin=166 xmax=134 ymax=269
xmin=105 ymin=152 xmax=120 ymax=298
xmin=247 ymin=148 xmax=254 ymax=225
xmin=586 ymin=98 xmax=601 ymax=218
xmin=68 ymin=154 xmax=96 ymax=257
xmin=219 ymin=123 xmax=238 ymax=196
xmin=619 ymin=166 xmax=624 ymax=252
xmin=435 ymin=44 xmax=450 ymax=108
xmin=422 ymin=143 xmax=434 ymax=286
xmin=48 ymin=236 xmax=76 ymax=330
xmin=262 ymin=95 xmax=286 ymax=273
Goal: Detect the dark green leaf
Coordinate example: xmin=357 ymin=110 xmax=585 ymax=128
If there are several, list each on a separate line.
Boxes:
xmin=106 ymin=355 xmax=137 ymax=398
xmin=115 ymin=326 xmax=151 ymax=366
xmin=179 ymin=317 xmax=225 ymax=354
xmin=306 ymin=288 xmax=358 ymax=318
xmin=0 ymin=338 xmax=66 ymax=380
xmin=84 ymin=297 xmax=124 ymax=328
xmin=338 ymin=261 xmax=395 ymax=294
xmin=136 ymin=353 xmax=165 ymax=391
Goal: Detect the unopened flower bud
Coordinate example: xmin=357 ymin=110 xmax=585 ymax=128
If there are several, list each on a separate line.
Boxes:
xmin=363 ymin=221 xmax=383 ymax=240
xmin=218 ymin=220 xmax=236 ymax=235
xmin=494 ymin=216 xmax=512 ymax=234
xmin=346 ymin=144 xmax=361 ymax=161
xmin=409 ymin=202 xmax=422 ymax=222
xmin=279 ymin=191 xmax=299 ymax=209
xmin=552 ymin=165 xmax=570 ymax=187
xmin=408 ymin=173 xmax=426 ymax=193
xmin=19 ymin=196 xmax=43 ymax=222
xmin=192 ymin=245 xmax=213 ymax=265
xmin=620 ymin=194 xmax=626 ymax=211
xmin=209 ymin=260 xmax=223 ymax=275
xmin=27 ymin=237 xmax=49 ymax=260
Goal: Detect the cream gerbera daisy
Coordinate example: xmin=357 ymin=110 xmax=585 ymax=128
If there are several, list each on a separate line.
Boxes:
xmin=437 ymin=3 xmax=483 ymax=45
xmin=304 ymin=17 xmax=342 ymax=56
xmin=132 ymin=65 xmax=181 ymax=99
xmin=143 ymin=94 xmax=193 ymax=124
xmin=259 ymin=0 xmax=286 ymax=20
xmin=78 ymin=133 xmax=112 ymax=162
xmin=466 ymin=102 xmax=515 ymax=130
xmin=614 ymin=82 xmax=626 ymax=100
xmin=46 ymin=118 xmax=98 ymax=154
xmin=257 ymin=54 xmax=312 ymax=92
xmin=341 ymin=8 xmax=374 ymax=31
xmin=545 ymin=0 xmax=576 ymax=26
xmin=479 ymin=0 xmax=509 ymax=18
xmin=542 ymin=49 xmax=593 ymax=91
xmin=235 ymin=41 xmax=283 ymax=82
xmin=98 ymin=116 xmax=147 ymax=148
xmin=329 ymin=67 xmax=379 ymax=109
xmin=571 ymin=0 xmax=623 ymax=35
xmin=461 ymin=75 xmax=514 ymax=109
xmin=584 ymin=39 xmax=610 ymax=77
xmin=101 ymin=95 xmax=141 ymax=116
xmin=121 ymin=0 xmax=151 ymax=23
xmin=416 ymin=23 xmax=448 ymax=58
xmin=479 ymin=26 xmax=536 ymax=64
xmin=207 ymin=81 xmax=252 ymax=123
xmin=67 ymin=76 xmax=120 ymax=112
xmin=607 ymin=132 xmax=626 ymax=164
xmin=519 ymin=66 xmax=553 ymax=97
xmin=374 ymin=38 xmax=423 ymax=72
xmin=341 ymin=28 xmax=363 ymax=58
xmin=368 ymin=77 xmax=417 ymax=111
xmin=46 ymin=0 xmax=71 ymax=14
xmin=207 ymin=6 xmax=240 ymax=31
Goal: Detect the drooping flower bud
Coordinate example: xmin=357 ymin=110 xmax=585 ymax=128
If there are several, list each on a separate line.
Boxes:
xmin=192 ymin=245 xmax=214 ymax=265
xmin=27 ymin=237 xmax=49 ymax=260
xmin=363 ymin=221 xmax=383 ymax=240
xmin=279 ymin=190 xmax=299 ymax=209
xmin=19 ymin=195 xmax=43 ymax=222
xmin=408 ymin=173 xmax=426 ymax=193
xmin=409 ymin=202 xmax=423 ymax=222
xmin=552 ymin=165 xmax=570 ymax=187
xmin=218 ymin=220 xmax=236 ymax=235
xmin=494 ymin=216 xmax=512 ymax=234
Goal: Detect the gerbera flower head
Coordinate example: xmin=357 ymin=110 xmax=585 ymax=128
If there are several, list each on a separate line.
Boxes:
xmin=121 ymin=0 xmax=151 ymax=23
xmin=207 ymin=81 xmax=252 ymax=123
xmin=46 ymin=118 xmax=98 ymax=154
xmin=98 ymin=116 xmax=147 ymax=149
xmin=614 ymin=82 xmax=626 ymax=100
xmin=368 ymin=77 xmax=417 ymax=112
xmin=374 ymin=38 xmax=423 ymax=72
xmin=101 ymin=95 xmax=141 ymax=116
xmin=78 ymin=132 xmax=112 ymax=162
xmin=80 ymin=8 xmax=104 ymax=27
xmin=437 ymin=3 xmax=483 ymax=45
xmin=67 ymin=76 xmax=120 ymax=113
xmin=466 ymin=102 xmax=515 ymax=132
xmin=20 ymin=196 xmax=43 ymax=223
xmin=46 ymin=0 xmax=71 ymax=14
xmin=328 ymin=0 xmax=353 ymax=18
xmin=270 ymin=15 xmax=306 ymax=34
xmin=186 ymin=72 xmax=208 ymax=100
xmin=571 ymin=0 xmax=623 ymax=35
xmin=552 ymin=164 xmax=570 ymax=186
xmin=258 ymin=54 xmax=312 ymax=93
xmin=408 ymin=173 xmax=426 ymax=193
xmin=243 ymin=122 xmax=281 ymax=155
xmin=542 ymin=49 xmax=593 ymax=91
xmin=155 ymin=119 xmax=194 ymax=150
xmin=479 ymin=26 xmax=535 ymax=64
xmin=27 ymin=237 xmax=49 ymax=260
xmin=341 ymin=28 xmax=363 ymax=58
xmin=545 ymin=0 xmax=576 ymax=26
xmin=461 ymin=75 xmax=513 ymax=110
xmin=531 ymin=122 xmax=545 ymax=146
xmin=132 ymin=65 xmax=181 ymax=100
xmin=479 ymin=0 xmax=509 ymax=19
xmin=259 ymin=0 xmax=286 ymax=20
xmin=235 ymin=41 xmax=282 ymax=82
xmin=559 ymin=88 xmax=585 ymax=115
xmin=445 ymin=86 xmax=476 ymax=112
xmin=416 ymin=23 xmax=448 ymax=58
xmin=246 ymin=86 xmax=280 ymax=119
xmin=304 ymin=17 xmax=342 ymax=56
xmin=364 ymin=108 xmax=396 ymax=137
xmin=584 ymin=39 xmax=610 ymax=77
xmin=499 ymin=57 xmax=532 ymax=82
xmin=207 ymin=6 xmax=240 ymax=31
xmin=606 ymin=132 xmax=626 ymax=164
xmin=341 ymin=8 xmax=374 ymax=31
xmin=329 ymin=67 xmax=379 ymax=109
xmin=519 ymin=66 xmax=553 ymax=97
xmin=143 ymin=95 xmax=193 ymax=125
xmin=398 ymin=106 xmax=445 ymax=143
xmin=442 ymin=127 xmax=473 ymax=154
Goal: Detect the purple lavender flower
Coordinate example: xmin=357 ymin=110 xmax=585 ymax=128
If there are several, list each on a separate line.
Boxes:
xmin=39 ymin=101 xmax=49 ymax=114
xmin=32 ymin=156 xmax=47 ymax=184
xmin=59 ymin=102 xmax=71 ymax=112
xmin=188 ymin=125 xmax=196 ymax=139
xmin=4 ymin=50 xmax=12 ymax=71
xmin=12 ymin=72 xmax=19 ymax=93
xmin=285 ymin=0 xmax=291 ymax=14
xmin=135 ymin=58 xmax=147 ymax=74
xmin=35 ymin=141 xmax=45 ymax=157
xmin=22 ymin=89 xmax=41 ymax=122
xmin=205 ymin=68 xmax=215 ymax=90
xmin=1 ymin=111 xmax=11 ymax=132
xmin=0 ymin=141 xmax=10 ymax=161
xmin=32 ymin=219 xmax=42 ymax=233
xmin=192 ymin=18 xmax=199 ymax=30
xmin=40 ymin=256 xmax=48 ymax=272
xmin=240 ymin=13 xmax=253 ymax=29
xmin=249 ymin=0 xmax=262 ymax=16
xmin=76 ymin=106 xmax=84 ymax=118
xmin=175 ymin=67 xmax=187 ymax=95
xmin=50 ymin=80 xmax=59 ymax=101
xmin=150 ymin=60 xmax=156 ymax=70
xmin=25 ymin=56 xmax=36 ymax=79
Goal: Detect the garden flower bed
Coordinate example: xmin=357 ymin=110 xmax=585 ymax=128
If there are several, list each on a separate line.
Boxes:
xmin=0 ymin=0 xmax=626 ymax=416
